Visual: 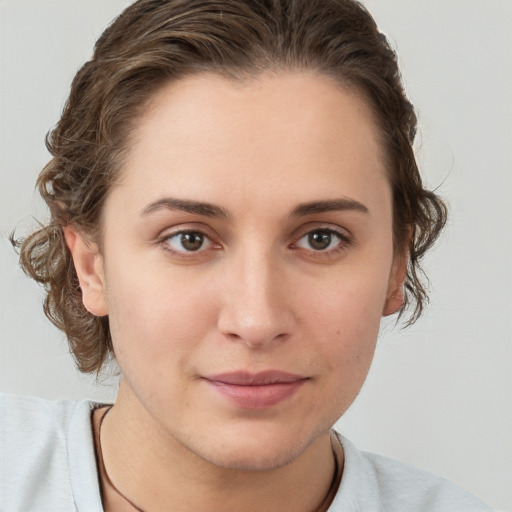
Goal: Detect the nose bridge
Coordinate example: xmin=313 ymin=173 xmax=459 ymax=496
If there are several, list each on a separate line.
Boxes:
xmin=218 ymin=242 xmax=292 ymax=347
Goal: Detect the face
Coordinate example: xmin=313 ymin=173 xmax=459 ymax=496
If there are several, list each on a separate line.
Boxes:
xmin=71 ymin=71 xmax=405 ymax=471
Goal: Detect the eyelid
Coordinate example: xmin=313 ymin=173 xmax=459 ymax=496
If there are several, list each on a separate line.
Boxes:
xmin=158 ymin=224 xmax=222 ymax=256
xmin=289 ymin=224 xmax=353 ymax=255
xmin=290 ymin=222 xmax=352 ymax=243
xmin=156 ymin=222 xmax=352 ymax=259
xmin=157 ymin=221 xmax=220 ymax=242
xmin=166 ymin=231 xmax=212 ymax=252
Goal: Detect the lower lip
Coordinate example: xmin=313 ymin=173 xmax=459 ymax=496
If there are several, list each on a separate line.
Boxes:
xmin=205 ymin=380 xmax=306 ymax=409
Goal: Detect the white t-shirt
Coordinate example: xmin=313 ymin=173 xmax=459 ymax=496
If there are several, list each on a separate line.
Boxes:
xmin=0 ymin=393 xmax=494 ymax=511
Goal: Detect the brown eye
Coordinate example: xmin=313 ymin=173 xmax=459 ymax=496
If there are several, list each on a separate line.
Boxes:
xmin=166 ymin=231 xmax=210 ymax=252
xmin=308 ymin=231 xmax=333 ymax=251
xmin=295 ymin=229 xmax=346 ymax=252
xmin=181 ymin=232 xmax=204 ymax=251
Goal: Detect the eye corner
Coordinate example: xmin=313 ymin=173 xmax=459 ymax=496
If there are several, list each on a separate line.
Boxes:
xmin=159 ymin=228 xmax=222 ymax=257
xmin=290 ymin=225 xmax=353 ymax=258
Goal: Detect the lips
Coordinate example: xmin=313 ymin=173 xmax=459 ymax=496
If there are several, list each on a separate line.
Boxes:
xmin=203 ymin=370 xmax=308 ymax=409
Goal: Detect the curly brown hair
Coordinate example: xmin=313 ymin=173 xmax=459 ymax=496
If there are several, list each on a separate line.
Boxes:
xmin=14 ymin=0 xmax=447 ymax=374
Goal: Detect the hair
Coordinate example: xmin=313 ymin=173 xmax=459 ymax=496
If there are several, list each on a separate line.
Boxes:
xmin=13 ymin=0 xmax=447 ymax=374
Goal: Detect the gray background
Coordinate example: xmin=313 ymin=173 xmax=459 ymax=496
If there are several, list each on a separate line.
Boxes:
xmin=1 ymin=1 xmax=511 ymax=510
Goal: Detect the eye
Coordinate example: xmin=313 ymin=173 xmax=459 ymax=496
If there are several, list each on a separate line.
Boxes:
xmin=165 ymin=231 xmax=212 ymax=253
xmin=295 ymin=229 xmax=346 ymax=252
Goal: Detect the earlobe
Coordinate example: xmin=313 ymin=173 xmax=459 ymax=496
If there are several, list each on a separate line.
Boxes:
xmin=63 ymin=226 xmax=108 ymax=317
xmin=382 ymin=253 xmax=408 ymax=317
xmin=383 ymin=286 xmax=405 ymax=316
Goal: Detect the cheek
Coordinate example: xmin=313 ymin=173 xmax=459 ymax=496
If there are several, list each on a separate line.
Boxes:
xmin=290 ymin=281 xmax=383 ymax=427
xmin=312 ymin=296 xmax=380 ymax=371
xmin=297 ymin=262 xmax=389 ymax=372
xmin=104 ymin=261 xmax=218 ymax=366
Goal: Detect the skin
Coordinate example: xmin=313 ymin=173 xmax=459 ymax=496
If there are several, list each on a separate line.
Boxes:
xmin=65 ymin=71 xmax=407 ymax=511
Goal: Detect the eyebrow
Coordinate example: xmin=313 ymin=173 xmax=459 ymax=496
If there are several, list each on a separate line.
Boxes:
xmin=291 ymin=198 xmax=369 ymax=217
xmin=141 ymin=196 xmax=368 ymax=219
xmin=142 ymin=197 xmax=230 ymax=219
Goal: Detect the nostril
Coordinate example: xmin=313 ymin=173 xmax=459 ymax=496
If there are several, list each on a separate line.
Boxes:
xmin=242 ymin=332 xmax=289 ymax=349
xmin=225 ymin=332 xmax=242 ymax=341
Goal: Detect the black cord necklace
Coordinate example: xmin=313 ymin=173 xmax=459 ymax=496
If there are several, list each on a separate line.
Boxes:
xmin=97 ymin=406 xmax=342 ymax=512
xmin=98 ymin=405 xmax=144 ymax=511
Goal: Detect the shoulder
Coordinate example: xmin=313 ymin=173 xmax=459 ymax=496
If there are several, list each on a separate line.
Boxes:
xmin=0 ymin=393 xmax=106 ymax=511
xmin=1 ymin=392 xmax=81 ymax=430
xmin=328 ymin=434 xmax=494 ymax=512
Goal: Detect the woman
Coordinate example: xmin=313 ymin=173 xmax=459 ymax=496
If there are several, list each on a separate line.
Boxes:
xmin=1 ymin=0 xmax=494 ymax=510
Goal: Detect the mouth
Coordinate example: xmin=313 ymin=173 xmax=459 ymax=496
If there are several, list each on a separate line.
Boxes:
xmin=202 ymin=370 xmax=308 ymax=409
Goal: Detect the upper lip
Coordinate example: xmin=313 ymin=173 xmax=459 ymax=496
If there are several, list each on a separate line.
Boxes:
xmin=204 ymin=370 xmax=307 ymax=386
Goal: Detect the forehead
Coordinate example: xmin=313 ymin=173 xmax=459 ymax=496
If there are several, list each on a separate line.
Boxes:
xmin=112 ymin=71 xmax=389 ymax=216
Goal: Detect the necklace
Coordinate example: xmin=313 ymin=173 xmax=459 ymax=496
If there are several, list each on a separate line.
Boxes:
xmin=97 ymin=405 xmax=144 ymax=511
xmin=97 ymin=406 xmax=342 ymax=512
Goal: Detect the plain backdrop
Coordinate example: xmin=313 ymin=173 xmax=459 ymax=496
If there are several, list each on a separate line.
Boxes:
xmin=0 ymin=1 xmax=511 ymax=510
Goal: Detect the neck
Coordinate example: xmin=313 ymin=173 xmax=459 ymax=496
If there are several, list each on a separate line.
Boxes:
xmin=96 ymin=382 xmax=342 ymax=512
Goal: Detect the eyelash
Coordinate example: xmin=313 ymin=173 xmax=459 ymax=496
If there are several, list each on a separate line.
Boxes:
xmin=161 ymin=230 xmax=219 ymax=257
xmin=291 ymin=227 xmax=352 ymax=259
xmin=159 ymin=227 xmax=352 ymax=258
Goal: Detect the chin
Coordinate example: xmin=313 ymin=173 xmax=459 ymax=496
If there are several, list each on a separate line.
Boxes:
xmin=205 ymin=445 xmax=302 ymax=472
xmin=190 ymin=427 xmax=313 ymax=472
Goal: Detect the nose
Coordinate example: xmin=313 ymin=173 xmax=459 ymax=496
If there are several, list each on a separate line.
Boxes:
xmin=217 ymin=247 xmax=295 ymax=348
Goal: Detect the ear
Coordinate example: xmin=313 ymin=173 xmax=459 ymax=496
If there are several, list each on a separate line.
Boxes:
xmin=63 ymin=225 xmax=108 ymax=317
xmin=382 ymin=251 xmax=409 ymax=317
